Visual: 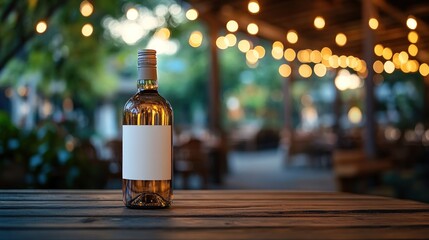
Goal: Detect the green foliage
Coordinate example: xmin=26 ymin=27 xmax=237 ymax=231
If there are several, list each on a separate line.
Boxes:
xmin=0 ymin=111 xmax=108 ymax=188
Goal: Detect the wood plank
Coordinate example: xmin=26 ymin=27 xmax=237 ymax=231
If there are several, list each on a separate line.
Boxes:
xmin=2 ymin=228 xmax=429 ymax=240
xmin=1 ymin=199 xmax=427 ymax=209
xmin=1 ymin=214 xmax=429 ymax=229
xmin=0 ymin=190 xmax=399 ymax=201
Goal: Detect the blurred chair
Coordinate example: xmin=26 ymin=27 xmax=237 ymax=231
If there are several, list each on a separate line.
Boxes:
xmin=333 ymin=149 xmax=391 ymax=193
xmin=105 ymin=139 xmax=122 ymax=178
xmin=174 ymin=138 xmax=209 ymax=189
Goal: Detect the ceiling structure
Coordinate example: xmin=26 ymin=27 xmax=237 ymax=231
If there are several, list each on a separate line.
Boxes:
xmin=188 ymin=0 xmax=429 ymax=64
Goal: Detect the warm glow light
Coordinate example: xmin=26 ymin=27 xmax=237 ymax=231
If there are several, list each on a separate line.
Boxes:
xmin=310 ymin=50 xmax=322 ymax=63
xmin=284 ymin=48 xmax=296 ymax=62
xmin=286 ymin=30 xmax=298 ymax=44
xmin=419 ymin=63 xmax=429 ymax=76
xmin=392 ymin=53 xmax=401 ymax=68
xmin=272 ymin=41 xmax=283 ymax=49
xmin=314 ymin=16 xmax=325 ymax=29
xmin=186 ymin=8 xmax=198 ymax=21
xmin=36 ymin=21 xmax=47 ymax=33
xmin=339 ymin=55 xmax=347 ymax=68
xmin=80 ymin=0 xmax=94 ymax=17
xmin=321 ymin=47 xmax=332 ymax=60
xmin=314 ymin=63 xmax=327 ymax=77
xmin=406 ymin=60 xmax=419 ymax=72
xmin=126 ymin=8 xmax=139 ymax=20
xmin=369 ymin=18 xmax=379 ymax=30
xmin=398 ymin=51 xmax=409 ymax=64
xmin=328 ymin=55 xmax=339 ymax=68
xmin=406 ymin=16 xmax=417 ymax=30
xmin=156 ymin=28 xmax=170 ymax=39
xmin=374 ymin=44 xmax=384 ymax=56
xmin=298 ymin=64 xmax=312 ymax=78
xmin=373 ymin=60 xmax=384 ymax=74
xmin=238 ymin=40 xmax=251 ymax=52
xmin=81 ymin=23 xmax=93 ymax=37
xmin=408 ymin=31 xmax=418 ymax=43
xmin=297 ymin=49 xmax=311 ymax=63
xmin=348 ymin=107 xmax=362 ymax=124
xmin=254 ymin=45 xmax=265 ymax=59
xmin=247 ymin=23 xmax=259 ymax=35
xmin=216 ymin=36 xmax=229 ymax=49
xmin=382 ymin=47 xmax=393 ymax=60
xmin=384 ymin=61 xmax=395 ymax=74
xmin=279 ymin=64 xmax=291 ymax=77
xmin=246 ymin=49 xmax=259 ymax=64
xmin=408 ymin=44 xmax=418 ymax=56
xmin=335 ymin=33 xmax=347 ymax=46
xmin=225 ymin=33 xmax=237 ymax=47
xmin=189 ymin=31 xmax=203 ymax=48
xmin=248 ymin=0 xmax=260 ymax=14
xmin=334 ymin=69 xmax=350 ymax=90
xmin=226 ymin=20 xmax=238 ymax=32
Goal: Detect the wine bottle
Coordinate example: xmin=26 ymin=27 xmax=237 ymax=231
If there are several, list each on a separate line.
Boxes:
xmin=122 ymin=49 xmax=173 ymax=208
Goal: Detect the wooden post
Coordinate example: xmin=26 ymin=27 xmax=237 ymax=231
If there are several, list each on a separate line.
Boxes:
xmin=207 ymin=18 xmax=221 ymax=133
xmin=362 ymin=0 xmax=377 ymax=158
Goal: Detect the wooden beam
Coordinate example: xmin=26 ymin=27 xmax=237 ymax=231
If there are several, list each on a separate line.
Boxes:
xmin=362 ymin=0 xmax=377 ymax=159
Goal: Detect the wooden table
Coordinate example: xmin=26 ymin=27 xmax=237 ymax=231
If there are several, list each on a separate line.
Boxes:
xmin=1 ymin=190 xmax=429 ymax=240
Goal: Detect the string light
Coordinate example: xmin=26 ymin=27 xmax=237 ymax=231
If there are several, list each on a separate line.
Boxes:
xmin=314 ymin=63 xmax=327 ymax=77
xmin=284 ymin=48 xmax=296 ymax=62
xmin=373 ymin=60 xmax=384 ymax=74
xmin=248 ymin=0 xmax=260 ymax=14
xmin=81 ymin=23 xmax=93 ymax=37
xmin=384 ymin=61 xmax=395 ymax=74
xmin=314 ymin=16 xmax=325 ymax=29
xmin=398 ymin=51 xmax=409 ymax=64
xmin=238 ymin=40 xmax=251 ymax=52
xmin=80 ymin=1 xmax=94 ymax=17
xmin=374 ymin=44 xmax=384 ymax=56
xmin=286 ymin=30 xmax=298 ymax=44
xmin=189 ymin=31 xmax=203 ymax=48
xmin=408 ymin=31 xmax=418 ymax=43
xmin=126 ymin=8 xmax=139 ymax=20
xmin=382 ymin=47 xmax=392 ymax=60
xmin=36 ymin=21 xmax=47 ymax=34
xmin=335 ymin=33 xmax=347 ymax=46
xmin=406 ymin=16 xmax=417 ymax=30
xmin=246 ymin=49 xmax=259 ymax=64
xmin=186 ymin=8 xmax=198 ymax=21
xmin=226 ymin=20 xmax=238 ymax=32
xmin=216 ymin=36 xmax=228 ymax=49
xmin=408 ymin=44 xmax=418 ymax=56
xmin=225 ymin=33 xmax=237 ymax=47
xmin=419 ymin=63 xmax=429 ymax=76
xmin=247 ymin=23 xmax=259 ymax=35
xmin=368 ymin=18 xmax=379 ymax=30
xmin=279 ymin=64 xmax=291 ymax=77
xmin=348 ymin=107 xmax=362 ymax=124
xmin=298 ymin=64 xmax=312 ymax=78
xmin=254 ymin=45 xmax=266 ymax=59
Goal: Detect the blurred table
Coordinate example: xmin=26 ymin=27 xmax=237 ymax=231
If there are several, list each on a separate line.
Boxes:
xmin=1 ymin=190 xmax=429 ymax=240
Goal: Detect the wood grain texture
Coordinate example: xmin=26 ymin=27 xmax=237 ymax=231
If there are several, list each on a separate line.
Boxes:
xmin=1 ymin=190 xmax=429 ymax=240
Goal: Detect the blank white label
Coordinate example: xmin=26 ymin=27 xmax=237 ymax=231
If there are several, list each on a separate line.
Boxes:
xmin=122 ymin=125 xmax=172 ymax=180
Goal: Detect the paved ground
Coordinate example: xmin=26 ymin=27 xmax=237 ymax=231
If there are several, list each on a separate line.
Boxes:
xmin=223 ymin=149 xmax=336 ymax=191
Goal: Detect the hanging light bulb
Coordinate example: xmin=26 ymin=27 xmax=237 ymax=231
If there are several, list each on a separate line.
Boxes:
xmin=248 ymin=0 xmax=260 ymax=14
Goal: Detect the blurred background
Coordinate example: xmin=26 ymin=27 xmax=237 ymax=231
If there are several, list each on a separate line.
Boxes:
xmin=1 ymin=0 xmax=429 ymax=203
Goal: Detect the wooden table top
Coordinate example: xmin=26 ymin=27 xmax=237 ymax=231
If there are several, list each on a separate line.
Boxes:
xmin=1 ymin=190 xmax=429 ymax=240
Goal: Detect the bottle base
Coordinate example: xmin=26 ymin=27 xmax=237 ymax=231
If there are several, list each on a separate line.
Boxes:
xmin=125 ymin=192 xmax=171 ymax=209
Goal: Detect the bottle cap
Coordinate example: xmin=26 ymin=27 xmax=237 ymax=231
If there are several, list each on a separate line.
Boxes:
xmin=138 ymin=49 xmax=157 ymax=80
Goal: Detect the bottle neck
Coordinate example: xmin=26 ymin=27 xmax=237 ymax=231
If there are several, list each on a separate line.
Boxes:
xmin=137 ymin=79 xmax=158 ymax=91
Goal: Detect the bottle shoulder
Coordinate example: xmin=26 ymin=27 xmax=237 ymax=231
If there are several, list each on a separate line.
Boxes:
xmin=124 ymin=91 xmax=172 ymax=113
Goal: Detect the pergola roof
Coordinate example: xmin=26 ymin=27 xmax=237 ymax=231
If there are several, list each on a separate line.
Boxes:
xmin=189 ymin=0 xmax=429 ymax=63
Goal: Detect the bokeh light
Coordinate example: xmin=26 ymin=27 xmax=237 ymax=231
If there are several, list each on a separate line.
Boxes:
xmin=335 ymin=33 xmax=347 ymax=46
xmin=226 ymin=20 xmax=238 ymax=32
xmin=81 ymin=23 xmax=93 ymax=37
xmin=314 ymin=16 xmax=325 ymax=29
xmin=286 ymin=30 xmax=298 ymax=44
xmin=36 ymin=21 xmax=47 ymax=34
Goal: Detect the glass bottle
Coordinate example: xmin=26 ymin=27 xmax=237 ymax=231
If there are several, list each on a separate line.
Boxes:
xmin=122 ymin=49 xmax=173 ymax=208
